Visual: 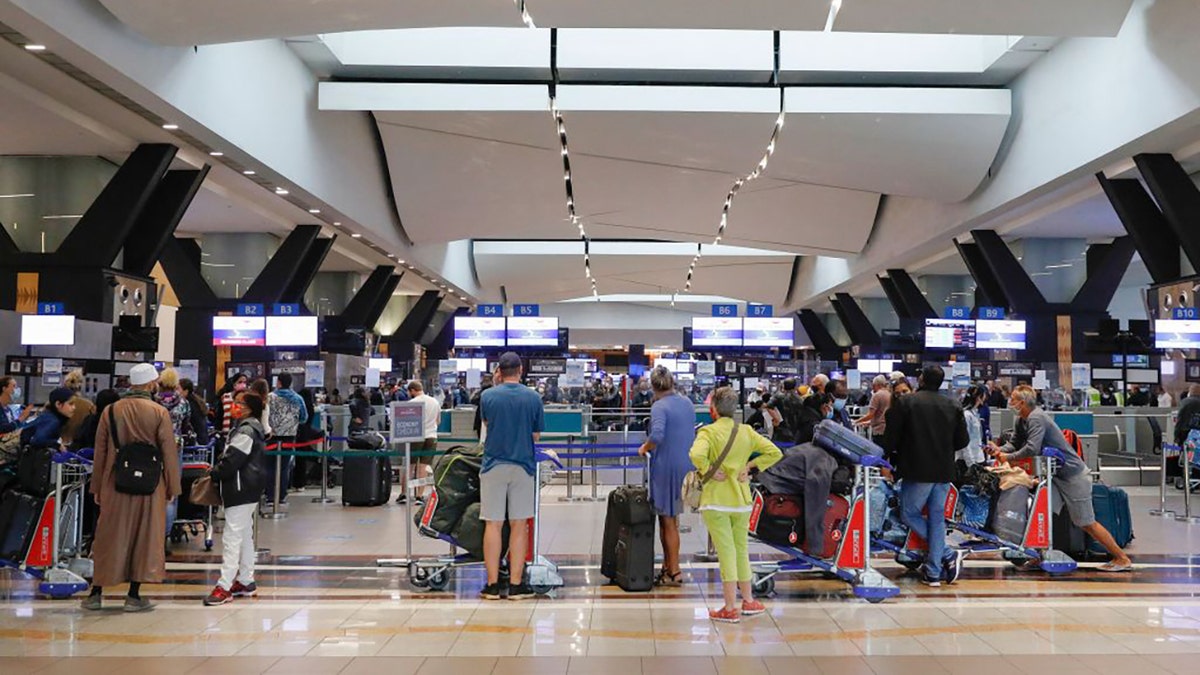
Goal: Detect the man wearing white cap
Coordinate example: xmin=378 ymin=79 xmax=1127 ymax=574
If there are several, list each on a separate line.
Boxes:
xmin=85 ymin=363 xmax=181 ymax=612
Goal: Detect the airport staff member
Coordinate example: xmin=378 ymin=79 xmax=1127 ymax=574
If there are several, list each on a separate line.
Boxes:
xmin=988 ymin=385 xmax=1133 ymax=572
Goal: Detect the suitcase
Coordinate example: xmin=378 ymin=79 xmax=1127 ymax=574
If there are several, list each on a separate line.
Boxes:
xmin=1088 ymin=483 xmax=1133 ymax=555
xmin=816 ymin=494 xmax=851 ymax=558
xmin=601 ymin=485 xmax=653 ymax=580
xmin=1053 ymin=501 xmax=1088 ymax=561
xmin=749 ymin=487 xmax=804 ymax=546
xmin=993 ymin=485 xmax=1031 ymax=543
xmin=0 ymin=490 xmax=42 ymax=561
xmin=416 ymin=446 xmax=483 ymax=535
xmin=176 ymin=464 xmax=212 ymax=521
xmin=813 ymin=420 xmax=884 ymax=460
xmin=342 ymin=454 xmax=392 ymax=506
xmin=17 ymin=446 xmax=53 ymax=498
xmin=613 ymin=522 xmax=655 ymax=592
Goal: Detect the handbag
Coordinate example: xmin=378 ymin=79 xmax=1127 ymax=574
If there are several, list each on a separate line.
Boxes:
xmin=189 ymin=474 xmax=222 ymax=507
xmin=682 ymin=423 xmax=739 ymax=511
xmin=0 ymin=430 xmax=21 ymax=463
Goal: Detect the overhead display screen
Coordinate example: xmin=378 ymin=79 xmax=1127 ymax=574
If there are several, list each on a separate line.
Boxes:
xmin=1155 ymin=319 xmax=1200 ymax=349
xmin=742 ymin=317 xmax=794 ymax=348
xmin=454 ymin=317 xmax=506 ymax=347
xmin=20 ymin=315 xmax=76 ymax=346
xmin=212 ymin=316 xmax=266 ymax=347
xmin=369 ymin=358 xmax=394 ymax=372
xmin=924 ymin=318 xmax=976 ymax=350
xmin=692 ymin=317 xmax=743 ymax=347
xmin=506 ymin=316 xmax=559 ymax=347
xmin=265 ymin=316 xmax=319 ymax=347
xmin=976 ymin=319 xmax=1026 ymax=350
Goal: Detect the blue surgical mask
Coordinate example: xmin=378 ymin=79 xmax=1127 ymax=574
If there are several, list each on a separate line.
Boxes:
xmin=834 ymin=397 xmax=847 ymax=411
xmin=12 ymin=387 xmax=21 ymax=403
xmin=824 ymin=409 xmax=834 ymax=420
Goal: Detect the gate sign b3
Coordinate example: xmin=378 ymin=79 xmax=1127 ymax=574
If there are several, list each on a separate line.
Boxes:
xmin=712 ymin=304 xmax=738 ymax=317
xmin=1174 ymin=307 xmax=1198 ymax=320
xmin=943 ymin=306 xmax=970 ymax=320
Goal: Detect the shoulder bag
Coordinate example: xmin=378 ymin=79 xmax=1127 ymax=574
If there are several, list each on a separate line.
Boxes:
xmin=681 ymin=423 xmax=739 ymax=511
xmin=109 ymin=405 xmax=164 ymax=495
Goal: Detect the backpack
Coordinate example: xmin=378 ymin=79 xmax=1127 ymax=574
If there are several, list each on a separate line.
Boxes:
xmin=109 ymin=405 xmax=164 ymax=496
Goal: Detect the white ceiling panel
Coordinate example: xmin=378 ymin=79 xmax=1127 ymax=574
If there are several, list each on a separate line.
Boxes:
xmin=0 ymin=77 xmax=127 ymax=156
xmin=833 ymin=0 xmax=1134 ymax=37
xmin=528 ymin=0 xmax=829 ymax=30
xmin=556 ymin=29 xmax=773 ymax=82
xmin=97 ymin=0 xmax=524 ymax=46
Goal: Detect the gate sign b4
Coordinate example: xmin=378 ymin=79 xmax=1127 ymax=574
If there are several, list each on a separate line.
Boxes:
xmin=477 ymin=304 xmax=503 ymax=318
xmin=943 ymin=306 xmax=970 ymax=320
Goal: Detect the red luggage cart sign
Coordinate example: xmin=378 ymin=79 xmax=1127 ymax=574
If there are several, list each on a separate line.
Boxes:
xmin=836 ymin=498 xmax=868 ymax=570
xmin=24 ymin=496 xmax=57 ymax=568
xmin=1022 ymin=485 xmax=1051 ymax=550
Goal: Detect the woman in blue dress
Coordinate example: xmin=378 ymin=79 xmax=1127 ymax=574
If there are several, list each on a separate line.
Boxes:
xmin=637 ymin=366 xmax=697 ymax=587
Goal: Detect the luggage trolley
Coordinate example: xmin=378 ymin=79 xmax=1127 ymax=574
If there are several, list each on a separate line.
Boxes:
xmin=171 ymin=441 xmax=215 ymax=551
xmin=880 ymin=448 xmax=1077 ymax=576
xmin=747 ymin=453 xmax=900 ymax=603
xmin=0 ymin=451 xmax=93 ymax=598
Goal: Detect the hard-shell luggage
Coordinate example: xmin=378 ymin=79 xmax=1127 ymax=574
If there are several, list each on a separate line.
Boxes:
xmin=342 ymin=453 xmax=392 ymax=506
xmin=416 ymin=446 xmax=482 ymax=535
xmin=0 ymin=490 xmax=42 ymax=561
xmin=993 ymin=485 xmax=1031 ymax=543
xmin=176 ymin=464 xmax=212 ymax=522
xmin=17 ymin=446 xmax=53 ymax=498
xmin=1088 ymin=483 xmax=1133 ymax=554
xmin=601 ymin=485 xmax=652 ymax=580
xmin=816 ymin=494 xmax=851 ymax=558
xmin=613 ymin=522 xmax=655 ymax=592
xmin=813 ymin=420 xmax=884 ymax=460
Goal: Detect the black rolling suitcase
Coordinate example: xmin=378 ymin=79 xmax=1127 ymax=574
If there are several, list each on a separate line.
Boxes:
xmin=613 ymin=522 xmax=655 ymax=592
xmin=342 ymin=453 xmax=392 ymax=506
xmin=601 ymin=485 xmax=653 ymax=580
xmin=0 ymin=490 xmax=42 ymax=561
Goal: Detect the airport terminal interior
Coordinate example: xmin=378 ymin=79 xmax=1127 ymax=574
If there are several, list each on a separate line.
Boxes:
xmin=7 ymin=1 xmax=1200 ymax=673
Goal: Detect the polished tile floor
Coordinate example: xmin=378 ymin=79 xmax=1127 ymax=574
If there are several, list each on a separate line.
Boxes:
xmin=2 ymin=485 xmax=1199 ymax=673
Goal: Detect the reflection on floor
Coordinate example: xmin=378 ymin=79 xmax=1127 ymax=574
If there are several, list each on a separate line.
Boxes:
xmin=1 ymin=485 xmax=1199 ymax=671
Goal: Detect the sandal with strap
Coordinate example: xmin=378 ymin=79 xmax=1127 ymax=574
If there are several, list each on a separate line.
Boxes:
xmin=654 ymin=570 xmax=684 ymax=587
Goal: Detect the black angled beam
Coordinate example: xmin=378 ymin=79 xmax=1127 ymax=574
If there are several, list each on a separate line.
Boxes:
xmin=426 ymin=307 xmax=470 ymax=361
xmin=885 ymin=269 xmax=937 ymax=319
xmin=158 ymin=237 xmax=218 ymax=307
xmin=339 ymin=265 xmax=395 ymax=328
xmin=954 ymin=240 xmax=1009 ymax=310
xmin=242 ymin=225 xmax=322 ymax=305
xmin=798 ymin=309 xmax=843 ymax=354
xmin=1096 ymin=173 xmax=1182 ymax=284
xmin=392 ymin=290 xmax=444 ymax=346
xmin=1072 ymin=236 xmax=1137 ymax=313
xmin=969 ymin=230 xmax=1050 ymax=314
xmin=55 ymin=143 xmax=177 ymax=266
xmin=1134 ymin=153 xmax=1200 ymax=272
xmin=123 ymin=166 xmax=210 ymax=277
xmin=0 ymin=220 xmax=18 ymax=264
xmin=364 ymin=274 xmax=403 ymax=332
xmin=832 ymin=293 xmax=881 ymax=346
xmin=877 ymin=275 xmax=911 ymax=320
xmin=281 ymin=236 xmax=335 ymax=306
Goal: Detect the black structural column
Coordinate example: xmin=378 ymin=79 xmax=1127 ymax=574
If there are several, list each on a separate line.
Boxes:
xmin=832 ymin=293 xmax=881 ymax=347
xmin=426 ymin=307 xmax=470 ymax=361
xmin=282 ymin=236 xmax=336 ymax=306
xmin=123 ymin=167 xmax=210 ymax=278
xmin=158 ymin=238 xmax=219 ymax=308
xmin=954 ymin=240 xmax=1009 ymax=311
xmin=54 ymin=144 xmax=178 ymax=267
xmin=969 ymin=230 xmax=1050 ymax=315
xmin=339 ymin=266 xmax=396 ymax=328
xmin=1133 ymin=153 xmax=1200 ymax=272
xmin=364 ymin=274 xmax=403 ymax=333
xmin=1072 ymin=236 xmax=1137 ymax=313
xmin=1096 ymin=173 xmax=1182 ymax=284
xmin=242 ymin=225 xmax=322 ymax=306
xmin=388 ymin=290 xmax=445 ymax=357
xmin=884 ymin=269 xmax=937 ymax=319
xmin=876 ymin=275 xmax=911 ymax=320
xmin=797 ymin=309 xmax=843 ymax=356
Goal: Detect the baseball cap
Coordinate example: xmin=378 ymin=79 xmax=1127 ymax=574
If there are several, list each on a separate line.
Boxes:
xmin=129 ymin=363 xmax=159 ymax=386
xmin=498 ymin=352 xmax=522 ymax=371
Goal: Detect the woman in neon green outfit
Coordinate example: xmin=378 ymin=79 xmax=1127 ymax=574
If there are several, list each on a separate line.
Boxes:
xmin=690 ymin=386 xmax=783 ymax=623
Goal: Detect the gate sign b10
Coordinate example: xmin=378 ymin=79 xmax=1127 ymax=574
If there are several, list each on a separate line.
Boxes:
xmin=943 ymin=306 xmax=970 ymax=320
xmin=1174 ymin=307 xmax=1198 ymax=320
xmin=979 ymin=306 xmax=1006 ymax=320
xmin=712 ymin=304 xmax=738 ymax=317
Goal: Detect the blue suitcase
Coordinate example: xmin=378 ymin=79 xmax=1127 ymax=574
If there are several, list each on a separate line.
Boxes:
xmin=1087 ymin=483 xmax=1133 ymax=555
xmin=812 ymin=419 xmax=884 ymax=460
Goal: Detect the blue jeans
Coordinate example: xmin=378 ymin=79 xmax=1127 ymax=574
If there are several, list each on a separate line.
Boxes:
xmin=900 ymin=481 xmax=950 ymax=580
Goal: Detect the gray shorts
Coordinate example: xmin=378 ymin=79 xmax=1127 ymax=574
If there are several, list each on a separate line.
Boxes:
xmin=480 ymin=463 xmax=536 ymax=521
xmin=1057 ymin=471 xmax=1096 ymax=528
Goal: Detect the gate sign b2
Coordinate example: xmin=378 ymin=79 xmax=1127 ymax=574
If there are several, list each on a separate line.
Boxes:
xmin=1174 ymin=307 xmax=1198 ymax=320
xmin=712 ymin=304 xmax=738 ymax=317
xmin=943 ymin=306 xmax=970 ymax=320
xmin=979 ymin=306 xmax=1006 ymax=320
xmin=748 ymin=304 xmax=773 ymax=317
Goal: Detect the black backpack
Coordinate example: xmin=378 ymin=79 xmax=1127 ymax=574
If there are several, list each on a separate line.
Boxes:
xmin=109 ymin=405 xmax=163 ymax=496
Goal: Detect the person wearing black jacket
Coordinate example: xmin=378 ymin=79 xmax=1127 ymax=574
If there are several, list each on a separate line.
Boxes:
xmin=349 ymin=388 xmax=372 ymax=433
xmin=179 ymin=379 xmax=210 ymax=447
xmin=884 ymin=365 xmax=969 ymax=587
xmin=1174 ymin=385 xmax=1200 ymax=447
xmin=204 ymin=392 xmax=266 ymax=606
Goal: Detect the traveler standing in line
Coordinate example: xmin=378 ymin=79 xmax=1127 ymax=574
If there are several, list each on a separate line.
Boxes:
xmin=219 ymin=372 xmax=250 ymax=435
xmin=1127 ymin=384 xmax=1150 ymax=407
xmin=855 ymin=375 xmax=891 ymax=441
xmin=637 ymin=366 xmax=696 ymax=587
xmin=204 ymin=391 xmax=267 ymax=605
xmin=84 ymin=363 xmax=181 ymax=612
xmin=808 ymin=373 xmax=830 ymax=397
xmin=690 ymin=387 xmax=782 ymax=623
xmin=348 ymin=388 xmax=372 ymax=433
xmin=180 ymin=378 xmax=210 ymax=447
xmin=60 ymin=369 xmax=95 ymax=447
xmin=988 ymin=385 xmax=1133 ymax=572
xmin=266 ymin=373 xmax=307 ymax=505
xmin=1174 ymin=385 xmax=1200 ymax=448
xmin=0 ymin=375 xmax=36 ymax=434
xmin=828 ymin=379 xmax=853 ymax=429
xmin=764 ymin=378 xmax=804 ymax=444
xmin=20 ymin=387 xmax=75 ymax=450
xmin=397 ymin=380 xmax=441 ymax=505
xmin=478 ymin=353 xmax=545 ymax=600
xmin=156 ymin=368 xmax=190 ymax=543
xmin=958 ymin=385 xmax=988 ymax=465
xmin=1155 ymin=385 xmax=1173 ymax=408
xmin=884 ymin=365 xmax=969 ymax=587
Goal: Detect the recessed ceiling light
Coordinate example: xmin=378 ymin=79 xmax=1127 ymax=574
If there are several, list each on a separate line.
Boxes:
xmin=274 ymin=187 xmax=289 ymax=195
xmin=351 ymin=233 xmax=362 ymax=238
xmin=208 ymin=151 xmax=223 ymax=157
xmin=0 ymin=193 xmax=35 ymax=199
xmin=386 ymin=254 xmax=395 ymax=258
xmin=162 ymin=123 xmax=179 ymax=130
xmin=242 ymin=170 xmax=255 ymax=175
xmin=308 ymin=208 xmax=320 ymax=214
xmin=23 ymin=44 xmax=46 ymax=52
xmin=333 ymin=221 xmax=341 ymax=226
xmin=397 ymin=259 xmax=405 ymax=264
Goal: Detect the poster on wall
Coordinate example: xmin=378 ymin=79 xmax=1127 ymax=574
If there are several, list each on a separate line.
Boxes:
xmin=304 ymin=360 xmax=325 ymax=388
xmin=696 ymin=360 xmax=716 ymax=385
xmin=1071 ymin=363 xmax=1092 ymax=389
xmin=177 ymin=359 xmax=199 ymax=384
xmin=562 ymin=360 xmax=586 ymax=388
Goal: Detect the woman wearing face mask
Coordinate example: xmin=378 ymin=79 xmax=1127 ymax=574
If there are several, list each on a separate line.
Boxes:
xmin=958 ymin=385 xmax=988 ymax=465
xmin=220 ymin=373 xmax=250 ymax=435
xmin=794 ymin=393 xmax=833 ymax=445
xmin=0 ymin=376 xmax=36 ymax=434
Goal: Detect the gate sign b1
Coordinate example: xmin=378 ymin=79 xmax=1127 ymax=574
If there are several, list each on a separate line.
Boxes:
xmin=979 ymin=306 xmax=1006 ymax=320
xmin=748 ymin=304 xmax=773 ymax=317
xmin=390 ymin=401 xmax=426 ymax=444
xmin=712 ymin=304 xmax=738 ymax=317
xmin=1174 ymin=307 xmax=1198 ymax=320
xmin=36 ymin=302 xmax=64 ymax=315
xmin=943 ymin=306 xmax=970 ymax=320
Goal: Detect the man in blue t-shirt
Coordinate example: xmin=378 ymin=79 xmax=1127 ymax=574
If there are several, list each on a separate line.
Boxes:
xmin=478 ymin=352 xmax=544 ymax=600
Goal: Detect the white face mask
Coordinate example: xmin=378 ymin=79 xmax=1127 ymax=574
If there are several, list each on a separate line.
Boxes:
xmin=11 ymin=387 xmax=22 ymax=403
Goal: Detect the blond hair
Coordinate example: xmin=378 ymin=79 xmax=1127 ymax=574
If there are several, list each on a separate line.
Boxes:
xmin=159 ymin=367 xmax=179 ymax=390
xmin=63 ymin=369 xmax=85 ymax=393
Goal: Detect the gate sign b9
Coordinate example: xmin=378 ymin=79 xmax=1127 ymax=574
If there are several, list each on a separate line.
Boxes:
xmin=979 ymin=306 xmax=1006 ymax=320
xmin=1174 ymin=307 xmax=1198 ymax=320
xmin=943 ymin=306 xmax=970 ymax=320
xmin=712 ymin=304 xmax=738 ymax=317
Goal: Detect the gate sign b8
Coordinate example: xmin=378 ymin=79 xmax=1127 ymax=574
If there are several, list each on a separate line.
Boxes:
xmin=943 ymin=306 xmax=970 ymax=320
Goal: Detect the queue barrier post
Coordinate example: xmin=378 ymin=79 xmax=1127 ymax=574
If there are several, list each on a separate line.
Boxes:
xmin=312 ymin=436 xmax=335 ymax=504
xmin=262 ymin=442 xmax=287 ymax=520
xmin=1177 ymin=446 xmax=1200 ymax=523
xmin=1151 ymin=443 xmax=1177 ymax=518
